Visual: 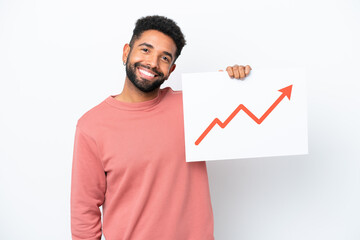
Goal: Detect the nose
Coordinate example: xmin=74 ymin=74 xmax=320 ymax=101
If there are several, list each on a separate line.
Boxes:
xmin=145 ymin=53 xmax=159 ymax=69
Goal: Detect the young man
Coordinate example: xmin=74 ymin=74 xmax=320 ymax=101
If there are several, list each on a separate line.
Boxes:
xmin=71 ymin=15 xmax=251 ymax=240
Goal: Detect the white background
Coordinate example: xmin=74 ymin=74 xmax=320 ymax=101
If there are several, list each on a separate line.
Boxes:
xmin=0 ymin=0 xmax=359 ymax=239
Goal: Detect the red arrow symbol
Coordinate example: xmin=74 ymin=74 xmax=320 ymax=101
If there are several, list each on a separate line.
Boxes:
xmin=195 ymin=85 xmax=293 ymax=145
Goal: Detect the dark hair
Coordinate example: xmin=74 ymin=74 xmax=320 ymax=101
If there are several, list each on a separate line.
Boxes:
xmin=129 ymin=15 xmax=186 ymax=62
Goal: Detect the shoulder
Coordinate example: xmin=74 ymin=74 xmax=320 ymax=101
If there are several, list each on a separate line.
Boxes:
xmin=161 ymin=87 xmax=183 ymax=101
xmin=76 ymin=98 xmax=110 ymax=133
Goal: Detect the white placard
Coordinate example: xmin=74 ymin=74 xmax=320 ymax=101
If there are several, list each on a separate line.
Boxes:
xmin=182 ymin=68 xmax=308 ymax=162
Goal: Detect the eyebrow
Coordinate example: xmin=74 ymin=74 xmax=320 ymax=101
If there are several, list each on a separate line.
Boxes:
xmin=138 ymin=42 xmax=174 ymax=61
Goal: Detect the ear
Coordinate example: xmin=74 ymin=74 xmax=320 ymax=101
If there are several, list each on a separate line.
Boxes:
xmin=165 ymin=64 xmax=176 ymax=81
xmin=169 ymin=64 xmax=176 ymax=74
xmin=122 ymin=43 xmax=131 ymax=64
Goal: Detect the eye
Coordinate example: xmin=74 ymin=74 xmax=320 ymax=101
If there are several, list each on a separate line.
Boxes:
xmin=162 ymin=56 xmax=170 ymax=63
xmin=141 ymin=48 xmax=149 ymax=53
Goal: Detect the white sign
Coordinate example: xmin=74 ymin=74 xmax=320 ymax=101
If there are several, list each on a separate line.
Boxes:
xmin=182 ymin=68 xmax=308 ymax=162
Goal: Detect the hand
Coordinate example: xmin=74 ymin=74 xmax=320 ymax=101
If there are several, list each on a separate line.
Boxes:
xmin=220 ymin=65 xmax=252 ymax=80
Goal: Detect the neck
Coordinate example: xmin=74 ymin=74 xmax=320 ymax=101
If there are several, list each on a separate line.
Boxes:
xmin=115 ymin=77 xmax=160 ymax=103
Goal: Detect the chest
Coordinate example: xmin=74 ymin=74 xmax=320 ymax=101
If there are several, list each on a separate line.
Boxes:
xmin=98 ymin=106 xmax=185 ymax=172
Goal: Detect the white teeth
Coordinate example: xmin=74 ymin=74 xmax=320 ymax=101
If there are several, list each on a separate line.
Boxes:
xmin=139 ymin=68 xmax=155 ymax=77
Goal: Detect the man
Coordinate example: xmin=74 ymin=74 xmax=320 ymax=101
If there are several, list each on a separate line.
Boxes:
xmin=71 ymin=15 xmax=251 ymax=240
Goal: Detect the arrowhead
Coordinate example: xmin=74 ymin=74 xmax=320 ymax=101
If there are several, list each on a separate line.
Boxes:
xmin=278 ymin=85 xmax=293 ymax=100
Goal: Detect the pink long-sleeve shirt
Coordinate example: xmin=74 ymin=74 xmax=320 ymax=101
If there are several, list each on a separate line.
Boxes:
xmin=71 ymin=88 xmax=214 ymax=240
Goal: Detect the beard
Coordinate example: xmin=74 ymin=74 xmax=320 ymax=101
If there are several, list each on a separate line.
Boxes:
xmin=126 ymin=61 xmax=167 ymax=93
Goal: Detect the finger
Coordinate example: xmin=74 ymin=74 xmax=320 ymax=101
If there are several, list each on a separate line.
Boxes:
xmin=233 ymin=65 xmax=241 ymax=79
xmin=245 ymin=65 xmax=252 ymax=76
xmin=218 ymin=70 xmax=224 ymax=72
xmin=239 ymin=65 xmax=246 ymax=79
xmin=226 ymin=66 xmax=234 ymax=78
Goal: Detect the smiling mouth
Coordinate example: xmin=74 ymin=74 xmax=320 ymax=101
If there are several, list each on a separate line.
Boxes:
xmin=139 ymin=68 xmax=156 ymax=77
xmin=137 ymin=67 xmax=160 ymax=80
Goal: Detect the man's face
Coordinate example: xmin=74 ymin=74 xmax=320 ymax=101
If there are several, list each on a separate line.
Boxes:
xmin=123 ymin=30 xmax=177 ymax=93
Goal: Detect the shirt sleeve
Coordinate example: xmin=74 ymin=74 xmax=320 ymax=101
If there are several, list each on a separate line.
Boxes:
xmin=71 ymin=125 xmax=106 ymax=240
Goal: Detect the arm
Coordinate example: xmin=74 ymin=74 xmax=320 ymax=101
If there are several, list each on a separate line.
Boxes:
xmin=71 ymin=126 xmax=106 ymax=240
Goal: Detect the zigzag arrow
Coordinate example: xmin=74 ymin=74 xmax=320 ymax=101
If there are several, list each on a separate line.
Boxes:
xmin=195 ymin=85 xmax=293 ymax=145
